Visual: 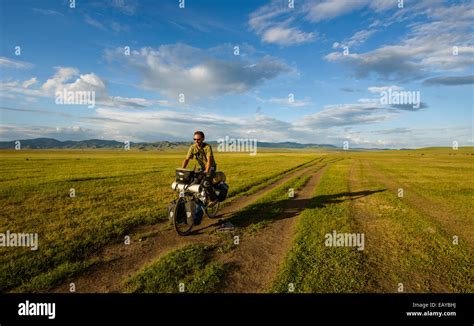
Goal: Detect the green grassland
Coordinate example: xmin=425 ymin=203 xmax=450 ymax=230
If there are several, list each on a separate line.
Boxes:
xmin=0 ymin=147 xmax=472 ymax=293
xmin=272 ymin=148 xmax=473 ymax=293
xmin=124 ymin=162 xmax=328 ymax=293
xmin=0 ymin=149 xmax=317 ymax=292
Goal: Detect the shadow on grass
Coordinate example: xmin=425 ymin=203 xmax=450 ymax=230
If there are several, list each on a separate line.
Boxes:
xmin=308 ymin=189 xmax=387 ymax=208
xmin=192 ymin=189 xmax=386 ymax=233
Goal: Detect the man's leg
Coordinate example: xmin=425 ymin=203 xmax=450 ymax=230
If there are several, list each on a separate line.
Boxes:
xmin=203 ymin=167 xmax=218 ymax=203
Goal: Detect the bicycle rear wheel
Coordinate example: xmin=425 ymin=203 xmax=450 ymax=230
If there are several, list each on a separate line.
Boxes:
xmin=173 ymin=197 xmax=194 ymax=236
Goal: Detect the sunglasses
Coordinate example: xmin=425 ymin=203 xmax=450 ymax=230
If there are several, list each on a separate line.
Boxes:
xmin=193 ymin=138 xmax=203 ymax=141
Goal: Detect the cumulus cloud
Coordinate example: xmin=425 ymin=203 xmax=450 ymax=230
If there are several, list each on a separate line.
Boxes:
xmin=105 ymin=44 xmax=290 ymax=100
xmin=42 ymin=67 xmax=106 ymax=95
xmin=1 ymin=67 xmax=165 ymax=109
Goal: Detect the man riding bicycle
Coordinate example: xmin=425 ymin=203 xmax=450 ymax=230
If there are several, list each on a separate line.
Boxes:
xmin=181 ymin=131 xmax=219 ymax=207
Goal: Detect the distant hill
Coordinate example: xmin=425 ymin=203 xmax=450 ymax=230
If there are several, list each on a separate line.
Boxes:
xmin=0 ymin=138 xmax=337 ymax=150
xmin=252 ymin=141 xmax=336 ymax=148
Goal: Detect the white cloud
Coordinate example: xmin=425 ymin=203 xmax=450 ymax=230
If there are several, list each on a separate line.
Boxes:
xmin=111 ymin=21 xmax=130 ymax=32
xmin=304 ymin=0 xmax=405 ymax=22
xmin=324 ymin=2 xmax=474 ymax=81
xmin=0 ymin=124 xmax=101 ymax=141
xmin=248 ymin=0 xmax=316 ymax=47
xmin=84 ymin=15 xmax=106 ymax=30
xmin=262 ymin=26 xmax=315 ymax=46
xmin=110 ymin=0 xmax=137 ymax=15
xmin=2 ymin=101 xmax=467 ymax=148
xmin=294 ymin=103 xmax=398 ymax=129
xmin=105 ymin=44 xmax=290 ymax=100
xmin=304 ymin=0 xmax=368 ymax=22
xmin=333 ymin=29 xmax=377 ymax=50
xmin=31 ymin=8 xmax=63 ymax=16
xmin=1 ymin=67 xmax=166 ymax=110
xmin=368 ymin=85 xmax=403 ymax=93
xmin=22 ymin=77 xmax=38 ymax=88
xmin=256 ymin=95 xmax=312 ymax=107
xmin=0 ymin=57 xmax=33 ymax=69
xmin=423 ymin=75 xmax=474 ymax=86
xmin=248 ymin=0 xmax=401 ymax=47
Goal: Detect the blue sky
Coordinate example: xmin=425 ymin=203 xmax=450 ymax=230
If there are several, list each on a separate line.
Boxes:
xmin=0 ymin=0 xmax=473 ymax=148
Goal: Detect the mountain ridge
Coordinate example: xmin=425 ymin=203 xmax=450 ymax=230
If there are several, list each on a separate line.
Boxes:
xmin=0 ymin=138 xmax=337 ymax=150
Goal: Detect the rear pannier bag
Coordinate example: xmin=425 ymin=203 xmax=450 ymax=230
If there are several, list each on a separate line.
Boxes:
xmin=216 ymin=183 xmax=229 ymax=202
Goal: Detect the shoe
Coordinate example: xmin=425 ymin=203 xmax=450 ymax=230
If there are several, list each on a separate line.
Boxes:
xmin=207 ymin=199 xmax=219 ymax=208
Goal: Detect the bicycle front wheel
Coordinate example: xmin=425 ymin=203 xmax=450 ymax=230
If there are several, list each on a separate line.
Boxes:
xmin=205 ymin=201 xmax=220 ymax=218
xmin=173 ymin=197 xmax=194 ymax=236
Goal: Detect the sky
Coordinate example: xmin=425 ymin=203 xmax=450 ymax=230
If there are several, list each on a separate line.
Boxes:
xmin=0 ymin=0 xmax=473 ymax=148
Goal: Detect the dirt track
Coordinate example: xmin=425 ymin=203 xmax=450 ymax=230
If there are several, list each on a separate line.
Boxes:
xmin=52 ymin=158 xmax=329 ymax=293
xmin=215 ymin=164 xmax=328 ymax=292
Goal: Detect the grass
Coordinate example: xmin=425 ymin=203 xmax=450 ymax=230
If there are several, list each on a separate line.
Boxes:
xmin=272 ymin=149 xmax=473 ymax=293
xmin=1 ymin=147 xmax=472 ymax=293
xmin=351 ymin=149 xmax=474 ymax=249
xmin=0 ymin=149 xmax=319 ymax=292
xmin=123 ymin=161 xmax=329 ymax=292
xmin=124 ymin=244 xmax=227 ymax=293
xmin=271 ymin=159 xmax=367 ymax=293
xmin=227 ymin=161 xmax=326 ymax=233
xmin=350 ymin=156 xmax=473 ymax=292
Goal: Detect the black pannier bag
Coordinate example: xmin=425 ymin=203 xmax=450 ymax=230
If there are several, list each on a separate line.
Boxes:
xmin=175 ymin=168 xmax=194 ymax=184
xmin=215 ymin=183 xmax=229 ymax=202
xmin=168 ymin=199 xmax=188 ymax=224
xmin=184 ymin=199 xmax=197 ymax=225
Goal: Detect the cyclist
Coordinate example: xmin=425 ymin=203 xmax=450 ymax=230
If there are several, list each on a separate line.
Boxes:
xmin=182 ymin=131 xmax=219 ymax=207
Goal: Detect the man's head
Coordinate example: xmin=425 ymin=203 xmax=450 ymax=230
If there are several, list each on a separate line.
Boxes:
xmin=193 ymin=131 xmax=205 ymax=147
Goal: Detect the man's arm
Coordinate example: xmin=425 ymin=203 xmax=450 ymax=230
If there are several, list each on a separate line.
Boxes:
xmin=204 ymin=155 xmax=212 ymax=173
xmin=182 ymin=158 xmax=189 ymax=168
xmin=204 ymin=145 xmax=214 ymax=173
xmin=182 ymin=146 xmax=193 ymax=168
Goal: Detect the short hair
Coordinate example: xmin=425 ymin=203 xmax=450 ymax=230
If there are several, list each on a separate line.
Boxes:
xmin=194 ymin=131 xmax=205 ymax=138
